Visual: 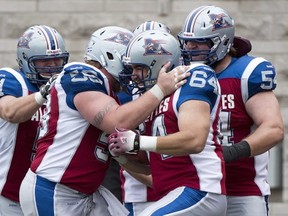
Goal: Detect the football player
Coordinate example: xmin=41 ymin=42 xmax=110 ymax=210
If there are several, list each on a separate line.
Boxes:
xmin=109 ymin=29 xmax=226 ymax=215
xmin=0 ymin=25 xmax=69 ymax=215
xmin=177 ymin=5 xmax=284 ymax=216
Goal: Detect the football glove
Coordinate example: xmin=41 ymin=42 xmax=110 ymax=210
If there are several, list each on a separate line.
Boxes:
xmin=39 ymin=74 xmax=58 ymax=99
xmin=108 ymin=128 xmax=140 ymax=156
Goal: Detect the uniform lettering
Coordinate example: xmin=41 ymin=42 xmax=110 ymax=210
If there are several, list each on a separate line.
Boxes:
xmin=31 ymin=108 xmax=43 ymax=121
xmin=146 ymin=97 xmax=170 ymax=122
xmin=221 ymin=94 xmax=235 ymax=109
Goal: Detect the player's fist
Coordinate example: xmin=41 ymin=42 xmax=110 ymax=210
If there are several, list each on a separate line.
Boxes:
xmin=108 ymin=128 xmax=140 ymax=156
xmin=39 ymin=74 xmax=58 ymax=99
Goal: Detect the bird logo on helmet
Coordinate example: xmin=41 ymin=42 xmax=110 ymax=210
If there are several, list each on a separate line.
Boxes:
xmin=105 ymin=32 xmax=133 ymax=46
xmin=17 ymin=32 xmax=33 ymax=49
xmin=143 ymin=39 xmax=172 ymax=56
xmin=209 ymin=13 xmax=233 ymax=31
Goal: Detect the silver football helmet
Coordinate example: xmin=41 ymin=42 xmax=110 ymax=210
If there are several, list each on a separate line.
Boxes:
xmin=120 ymin=30 xmax=181 ymax=95
xmin=133 ymin=21 xmax=171 ymax=36
xmin=84 ymin=26 xmax=134 ymax=81
xmin=178 ymin=5 xmax=235 ymax=65
xmin=17 ymin=25 xmax=69 ymax=84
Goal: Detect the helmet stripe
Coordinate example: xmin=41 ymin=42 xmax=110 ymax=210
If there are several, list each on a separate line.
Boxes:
xmin=38 ymin=25 xmax=58 ymax=51
xmin=145 ymin=21 xmax=152 ymax=31
xmin=184 ymin=6 xmax=208 ymax=33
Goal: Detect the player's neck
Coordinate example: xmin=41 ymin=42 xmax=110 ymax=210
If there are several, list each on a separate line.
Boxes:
xmin=213 ymin=55 xmax=231 ymax=74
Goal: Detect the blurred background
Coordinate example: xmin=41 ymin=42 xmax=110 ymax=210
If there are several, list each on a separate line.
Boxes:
xmin=0 ymin=0 xmax=287 ymax=215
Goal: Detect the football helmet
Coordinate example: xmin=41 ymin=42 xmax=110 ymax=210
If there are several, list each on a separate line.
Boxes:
xmin=133 ymin=21 xmax=171 ymax=36
xmin=119 ymin=30 xmax=181 ymax=95
xmin=84 ymin=26 xmax=134 ymax=81
xmin=178 ymin=5 xmax=235 ymax=65
xmin=17 ymin=25 xmax=69 ymax=85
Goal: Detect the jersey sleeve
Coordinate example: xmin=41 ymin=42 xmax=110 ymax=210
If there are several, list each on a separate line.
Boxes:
xmin=0 ymin=68 xmax=25 ymax=98
xmin=243 ymin=58 xmax=277 ymax=101
xmin=60 ymin=63 xmax=109 ymax=110
xmin=176 ymin=65 xmax=220 ymax=111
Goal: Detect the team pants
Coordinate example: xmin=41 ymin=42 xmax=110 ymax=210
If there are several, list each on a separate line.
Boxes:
xmin=124 ymin=201 xmax=156 ymax=216
xmin=0 ymin=195 xmax=24 ymax=216
xmin=19 ymin=169 xmax=128 ymax=216
xmin=139 ymin=186 xmax=227 ymax=216
xmin=226 ymin=195 xmax=269 ymax=216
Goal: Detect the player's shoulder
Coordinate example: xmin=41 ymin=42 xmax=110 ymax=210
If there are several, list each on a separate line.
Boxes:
xmin=62 ymin=61 xmax=106 ymax=79
xmin=0 ymin=67 xmax=28 ymax=86
xmin=236 ymin=55 xmax=275 ymax=75
xmin=188 ymin=62 xmax=215 ymax=73
xmin=0 ymin=67 xmax=21 ymax=77
xmin=0 ymin=67 xmax=30 ymax=97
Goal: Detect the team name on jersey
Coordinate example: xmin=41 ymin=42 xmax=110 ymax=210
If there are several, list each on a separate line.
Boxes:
xmin=221 ymin=94 xmax=235 ymax=110
xmin=146 ymin=97 xmax=170 ymax=122
xmin=31 ymin=108 xmax=44 ymax=121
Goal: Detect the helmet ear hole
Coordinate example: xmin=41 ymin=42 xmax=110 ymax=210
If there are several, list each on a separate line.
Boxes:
xmin=223 ymin=38 xmax=230 ymax=46
xmin=106 ymin=52 xmax=114 ymax=60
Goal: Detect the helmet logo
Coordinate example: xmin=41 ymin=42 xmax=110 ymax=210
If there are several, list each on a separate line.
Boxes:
xmin=209 ymin=13 xmax=232 ymax=31
xmin=105 ymin=32 xmax=133 ymax=45
xmin=143 ymin=39 xmax=172 ymax=56
xmin=17 ymin=32 xmax=34 ymax=48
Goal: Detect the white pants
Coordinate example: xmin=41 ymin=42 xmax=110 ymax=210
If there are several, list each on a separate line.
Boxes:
xmin=226 ymin=195 xmax=269 ymax=216
xmin=139 ymin=186 xmax=227 ymax=216
xmin=19 ymin=169 xmax=129 ymax=216
xmin=0 ymin=195 xmax=24 ymax=216
xmin=124 ymin=201 xmax=156 ymax=216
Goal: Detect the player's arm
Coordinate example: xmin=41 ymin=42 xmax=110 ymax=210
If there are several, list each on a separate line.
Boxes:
xmin=126 ymin=171 xmax=153 ymax=188
xmin=113 ymin=155 xmax=153 ymax=187
xmin=109 ymin=100 xmax=211 ymax=156
xmin=155 ymin=100 xmax=210 ymax=155
xmin=223 ymin=60 xmax=284 ymax=162
xmin=0 ymin=76 xmax=56 ymax=123
xmin=74 ymin=64 xmax=190 ymax=134
xmin=244 ymin=91 xmax=284 ymax=156
xmin=0 ymin=95 xmax=42 ymax=123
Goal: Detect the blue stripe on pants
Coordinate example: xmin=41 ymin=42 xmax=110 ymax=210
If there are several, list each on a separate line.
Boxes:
xmin=35 ymin=175 xmax=56 ymax=216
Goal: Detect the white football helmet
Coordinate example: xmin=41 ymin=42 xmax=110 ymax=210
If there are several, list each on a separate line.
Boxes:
xmin=84 ymin=26 xmax=134 ymax=81
xmin=178 ymin=5 xmax=235 ymax=65
xmin=120 ymin=30 xmax=181 ymax=95
xmin=17 ymin=25 xmax=69 ymax=84
xmin=133 ymin=21 xmax=171 ymax=36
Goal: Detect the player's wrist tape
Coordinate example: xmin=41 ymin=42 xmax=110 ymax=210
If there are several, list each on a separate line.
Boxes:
xmin=139 ymin=136 xmax=157 ymax=152
xmin=34 ymin=92 xmax=46 ymax=105
xmin=222 ymin=140 xmax=251 ymax=163
xmin=113 ymin=155 xmax=128 ymax=164
xmin=149 ymin=84 xmax=164 ymax=101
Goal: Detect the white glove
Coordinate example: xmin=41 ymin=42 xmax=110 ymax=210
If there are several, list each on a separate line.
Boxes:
xmin=108 ymin=128 xmax=140 ymax=157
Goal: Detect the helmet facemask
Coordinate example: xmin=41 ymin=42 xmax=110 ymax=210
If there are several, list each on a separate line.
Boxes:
xmin=26 ymin=54 xmax=69 ymax=84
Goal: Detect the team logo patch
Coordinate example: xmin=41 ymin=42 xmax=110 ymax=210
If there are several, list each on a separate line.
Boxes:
xmin=209 ymin=13 xmax=232 ymax=31
xmin=17 ymin=31 xmax=34 ymax=48
xmin=143 ymin=38 xmax=172 ymax=56
xmin=105 ymin=32 xmax=133 ymax=45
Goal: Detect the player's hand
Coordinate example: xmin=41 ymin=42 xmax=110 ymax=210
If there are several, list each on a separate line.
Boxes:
xmin=108 ymin=128 xmax=140 ymax=156
xmin=39 ymin=74 xmax=58 ymax=99
xmin=156 ymin=62 xmax=190 ymax=97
